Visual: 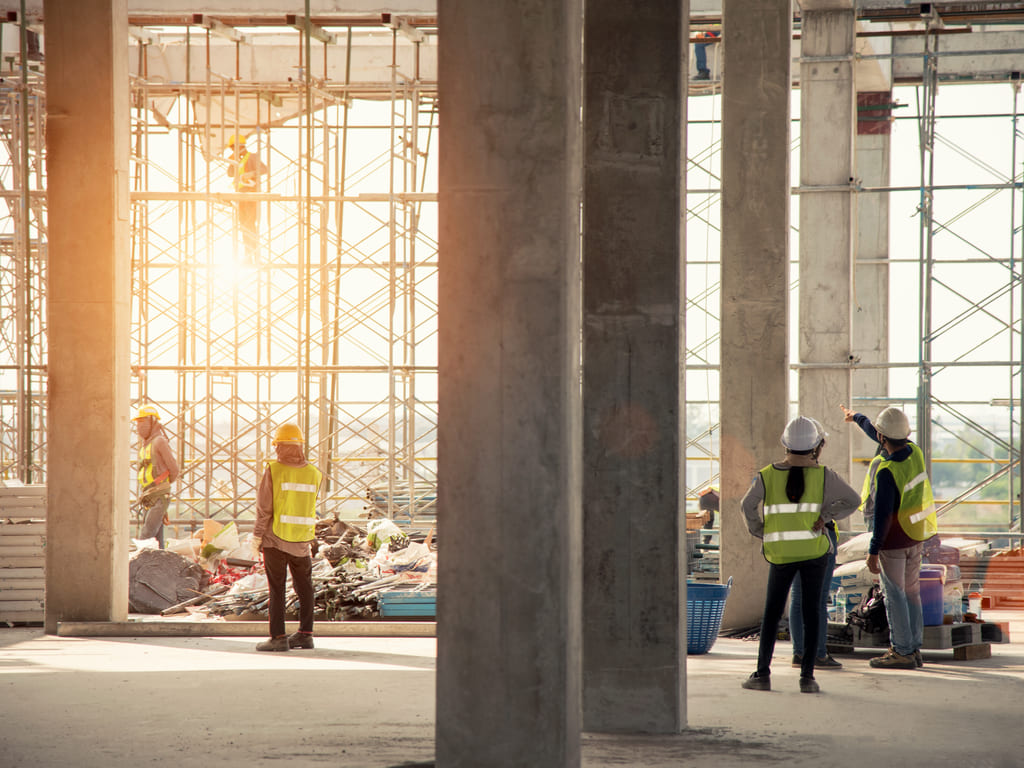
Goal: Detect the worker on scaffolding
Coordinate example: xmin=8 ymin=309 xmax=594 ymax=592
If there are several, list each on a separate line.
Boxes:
xmin=132 ymin=404 xmax=180 ymax=548
xmin=225 ymin=134 xmax=266 ymax=265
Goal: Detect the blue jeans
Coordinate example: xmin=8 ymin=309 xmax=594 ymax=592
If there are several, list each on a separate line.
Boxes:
xmin=695 ymin=43 xmax=709 ymax=73
xmin=790 ymin=525 xmax=837 ymax=659
xmin=879 ymin=542 xmax=924 ymax=656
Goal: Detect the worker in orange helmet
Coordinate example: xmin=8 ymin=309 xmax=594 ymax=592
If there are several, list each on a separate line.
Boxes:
xmin=132 ymin=404 xmax=180 ymax=548
xmin=253 ymin=423 xmax=322 ymax=652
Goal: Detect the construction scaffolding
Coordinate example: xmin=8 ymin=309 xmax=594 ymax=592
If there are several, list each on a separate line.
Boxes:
xmin=1 ymin=10 xmax=1022 ymax=542
xmin=0 ymin=14 xmax=440 ymax=532
xmin=685 ymin=23 xmax=1024 ymax=538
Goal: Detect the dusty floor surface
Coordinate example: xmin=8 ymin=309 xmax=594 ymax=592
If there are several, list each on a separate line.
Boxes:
xmin=1 ymin=612 xmax=1023 ymax=767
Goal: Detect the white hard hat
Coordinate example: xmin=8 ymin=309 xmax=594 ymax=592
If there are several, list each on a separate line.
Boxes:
xmin=875 ymin=407 xmax=911 ymax=440
xmin=781 ymin=416 xmax=821 ymax=452
xmin=807 ymin=417 xmax=828 ymax=443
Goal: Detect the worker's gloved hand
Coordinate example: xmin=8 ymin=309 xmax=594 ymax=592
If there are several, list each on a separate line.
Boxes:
xmin=251 ymin=537 xmax=262 ymax=560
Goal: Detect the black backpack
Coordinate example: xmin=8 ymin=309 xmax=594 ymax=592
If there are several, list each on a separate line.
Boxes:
xmin=847 ymin=584 xmax=888 ymax=634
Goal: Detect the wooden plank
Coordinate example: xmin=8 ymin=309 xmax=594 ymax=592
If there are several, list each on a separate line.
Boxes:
xmin=0 ymin=611 xmax=44 ymax=623
xmin=0 ymin=578 xmax=44 ymax=591
xmin=0 ymin=599 xmax=45 ymax=611
xmin=0 ymin=545 xmax=45 ymax=558
xmin=0 ymin=561 xmax=46 ymax=573
xmin=0 ymin=567 xmax=44 ymax=578
xmin=0 ymin=589 xmax=44 ymax=602
xmin=0 ymin=522 xmax=46 ymax=536
xmin=0 ymin=484 xmax=45 ymax=492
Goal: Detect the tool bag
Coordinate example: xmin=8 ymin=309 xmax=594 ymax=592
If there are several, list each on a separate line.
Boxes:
xmin=847 ymin=584 xmax=888 ymax=634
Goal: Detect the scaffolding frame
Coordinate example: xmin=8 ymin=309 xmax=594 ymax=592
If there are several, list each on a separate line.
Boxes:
xmin=684 ymin=29 xmax=1024 ymax=538
xmin=0 ymin=14 xmax=440 ymax=533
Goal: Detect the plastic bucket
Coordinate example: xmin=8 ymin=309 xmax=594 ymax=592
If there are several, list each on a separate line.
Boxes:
xmin=686 ymin=577 xmax=732 ymax=654
xmin=920 ymin=567 xmax=944 ymax=626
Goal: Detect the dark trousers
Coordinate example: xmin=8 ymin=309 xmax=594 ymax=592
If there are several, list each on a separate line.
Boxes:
xmin=263 ymin=546 xmax=314 ymax=638
xmin=756 ymin=553 xmax=828 ymax=680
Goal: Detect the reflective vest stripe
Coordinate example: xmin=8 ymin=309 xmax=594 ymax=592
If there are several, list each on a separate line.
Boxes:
xmin=279 ymin=514 xmax=316 ymax=526
xmin=280 ymin=482 xmax=317 ymax=494
xmin=909 ymin=503 xmax=936 ymax=525
xmin=763 ymin=530 xmax=821 ymax=542
xmin=904 ymin=472 xmax=928 ymax=493
xmin=764 ymin=502 xmax=822 ymax=516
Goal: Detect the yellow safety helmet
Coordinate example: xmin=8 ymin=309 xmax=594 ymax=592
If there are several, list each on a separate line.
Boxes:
xmin=133 ymin=404 xmax=160 ymax=422
xmin=272 ymin=423 xmax=304 ymax=445
xmin=226 ymin=133 xmax=245 ymax=148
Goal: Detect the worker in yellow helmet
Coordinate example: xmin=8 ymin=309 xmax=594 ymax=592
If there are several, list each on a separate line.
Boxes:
xmin=225 ymin=133 xmax=267 ymax=265
xmin=132 ymin=404 xmax=180 ymax=547
xmin=253 ymin=422 xmax=322 ymax=652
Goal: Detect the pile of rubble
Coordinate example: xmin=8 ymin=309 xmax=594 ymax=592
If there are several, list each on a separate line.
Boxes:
xmin=128 ymin=515 xmax=436 ymax=620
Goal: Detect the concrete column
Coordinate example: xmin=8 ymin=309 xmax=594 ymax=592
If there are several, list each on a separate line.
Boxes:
xmin=719 ymin=0 xmax=792 ymax=629
xmin=43 ymin=0 xmax=131 ymax=632
xmin=851 ymin=91 xmax=893 ymax=494
xmin=436 ymin=2 xmax=583 ymax=767
xmin=797 ymin=1 xmax=856 ymax=485
xmin=582 ymin=1 xmax=686 ymax=733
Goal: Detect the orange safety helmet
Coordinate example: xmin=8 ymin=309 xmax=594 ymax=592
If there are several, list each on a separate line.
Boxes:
xmin=133 ymin=404 xmax=160 ymax=422
xmin=272 ymin=423 xmax=304 ymax=445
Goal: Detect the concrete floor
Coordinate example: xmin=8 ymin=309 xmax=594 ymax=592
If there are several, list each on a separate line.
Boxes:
xmin=2 ymin=612 xmax=1024 ymax=768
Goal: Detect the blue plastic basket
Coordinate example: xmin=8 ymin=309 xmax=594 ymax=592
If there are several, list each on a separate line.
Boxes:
xmin=686 ymin=577 xmax=732 ymax=654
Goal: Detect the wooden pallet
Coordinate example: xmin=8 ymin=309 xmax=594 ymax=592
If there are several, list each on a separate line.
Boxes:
xmin=0 ymin=485 xmax=46 ymax=624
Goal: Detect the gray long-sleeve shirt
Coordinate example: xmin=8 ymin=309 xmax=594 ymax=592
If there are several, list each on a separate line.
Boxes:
xmin=741 ymin=452 xmax=861 ymax=539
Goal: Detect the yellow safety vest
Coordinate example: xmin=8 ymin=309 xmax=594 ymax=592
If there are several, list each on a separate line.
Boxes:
xmin=759 ymin=465 xmax=829 ymax=565
xmin=234 ymin=151 xmax=253 ymax=191
xmin=873 ymin=443 xmax=937 ymax=541
xmin=138 ymin=442 xmax=157 ymax=488
xmin=269 ymin=462 xmax=322 ymax=542
xmin=858 ymin=454 xmax=883 ymax=525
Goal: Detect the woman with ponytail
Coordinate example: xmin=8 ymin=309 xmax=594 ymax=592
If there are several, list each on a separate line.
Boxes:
xmin=739 ymin=416 xmax=860 ymax=694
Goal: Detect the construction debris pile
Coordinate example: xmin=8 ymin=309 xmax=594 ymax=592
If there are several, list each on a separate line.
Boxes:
xmin=129 ymin=516 xmax=436 ymax=621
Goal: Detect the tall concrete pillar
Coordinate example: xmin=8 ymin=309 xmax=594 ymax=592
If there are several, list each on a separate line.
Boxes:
xmin=719 ymin=0 xmax=792 ymax=629
xmin=582 ymin=0 xmax=686 ymax=733
xmin=851 ymin=91 xmax=893 ymax=494
xmin=436 ymin=2 xmax=583 ymax=766
xmin=797 ymin=1 xmax=856 ymax=485
xmin=44 ymin=0 xmax=131 ymax=632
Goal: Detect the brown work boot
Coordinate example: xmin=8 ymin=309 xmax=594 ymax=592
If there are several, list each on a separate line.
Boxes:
xmin=288 ymin=631 xmax=314 ymax=650
xmin=256 ymin=635 xmax=289 ymax=652
xmin=869 ymin=648 xmax=915 ymax=669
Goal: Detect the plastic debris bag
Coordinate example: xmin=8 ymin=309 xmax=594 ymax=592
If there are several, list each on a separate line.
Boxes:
xmin=201 ymin=520 xmax=239 ymax=559
xmin=366 ymin=518 xmax=408 ymax=551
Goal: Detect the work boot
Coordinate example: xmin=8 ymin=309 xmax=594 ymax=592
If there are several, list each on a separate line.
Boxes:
xmin=869 ymin=648 xmax=915 ymax=669
xmin=799 ymin=676 xmax=820 ymax=694
xmin=815 ymin=654 xmax=843 ymax=670
xmin=256 ymin=635 xmax=289 ymax=652
xmin=288 ymin=631 xmax=315 ymax=650
xmin=694 ymin=70 xmax=710 ymax=81
xmin=741 ymin=672 xmax=771 ymax=691
xmin=914 ymin=649 xmax=923 ymax=668
xmin=791 ymin=653 xmax=803 ymax=668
